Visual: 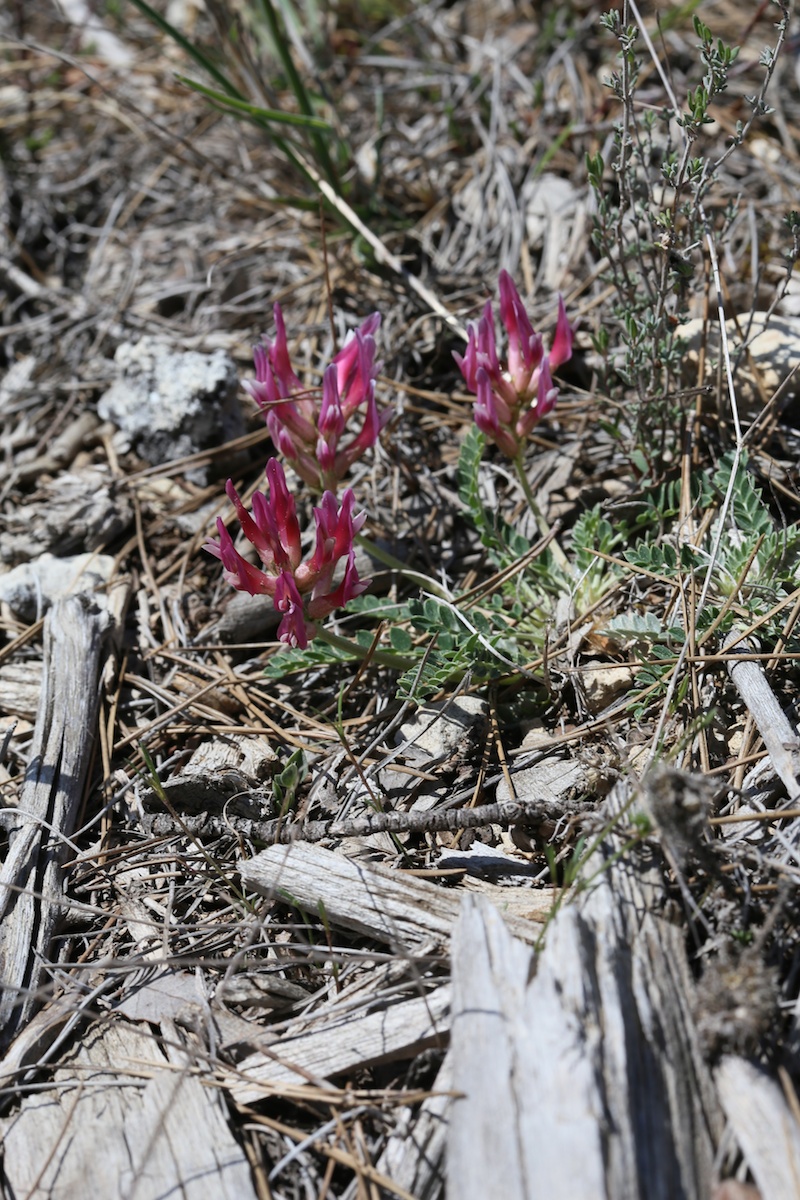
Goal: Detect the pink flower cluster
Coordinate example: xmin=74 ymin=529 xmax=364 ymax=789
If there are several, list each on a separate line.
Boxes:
xmin=206 ymin=306 xmax=391 ymax=648
xmin=205 ymin=459 xmax=368 ymax=649
xmin=455 ymin=271 xmax=575 ymax=459
xmin=208 ymin=277 xmax=569 ymax=650
xmin=243 ymin=304 xmax=389 ymax=493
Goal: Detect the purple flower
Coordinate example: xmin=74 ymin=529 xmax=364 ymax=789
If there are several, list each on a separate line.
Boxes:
xmin=455 ymin=272 xmax=576 ymax=458
xmin=205 ymin=458 xmax=369 ymax=648
xmin=243 ymin=304 xmax=388 ymax=491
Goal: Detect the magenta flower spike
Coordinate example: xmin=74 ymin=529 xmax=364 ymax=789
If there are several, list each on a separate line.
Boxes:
xmin=244 ymin=304 xmax=387 ymax=491
xmin=455 ymin=274 xmax=576 ymax=459
xmin=206 ymin=458 xmax=370 ymax=649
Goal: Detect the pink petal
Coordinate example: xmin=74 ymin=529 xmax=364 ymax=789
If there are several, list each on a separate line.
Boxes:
xmin=268 ymin=303 xmax=304 ymax=397
xmin=319 ymin=364 xmax=345 ymax=438
xmin=332 ymin=313 xmax=381 ymax=402
xmin=266 ymin=411 xmax=300 ymax=462
xmin=499 ymin=271 xmax=536 ymax=378
xmin=549 ymin=295 xmax=575 ymax=371
xmin=454 ymin=328 xmax=479 ymax=392
xmin=265 ymin=458 xmax=302 ymax=567
xmin=274 ymin=571 xmax=311 ymax=648
xmin=208 ymin=519 xmax=275 ymax=595
xmin=224 ymin=479 xmax=274 ymax=568
xmin=537 ymin=356 xmax=559 ymax=416
xmin=308 ymin=548 xmax=368 ymax=619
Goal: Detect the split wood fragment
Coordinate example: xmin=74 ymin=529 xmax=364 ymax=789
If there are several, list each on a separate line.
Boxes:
xmin=229 ymin=985 xmax=450 ymax=1102
xmin=239 ymin=840 xmax=541 ymax=948
xmin=0 ymin=1018 xmax=257 ymax=1200
xmin=716 ymin=1057 xmax=800 ymax=1200
xmin=447 ymin=780 xmax=722 ymax=1200
xmin=0 ymin=595 xmax=110 ymax=1044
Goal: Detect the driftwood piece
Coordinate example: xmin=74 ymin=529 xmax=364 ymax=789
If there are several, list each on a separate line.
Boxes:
xmin=239 ymin=841 xmax=541 ymax=948
xmin=0 ymin=595 xmax=109 ymax=1043
xmin=716 ymin=1057 xmax=800 ymax=1200
xmin=0 ymin=1018 xmax=258 ymax=1199
xmin=447 ymin=780 xmax=722 ymax=1200
xmin=230 ymin=984 xmax=449 ymax=1103
xmin=725 ymin=631 xmax=800 ymax=801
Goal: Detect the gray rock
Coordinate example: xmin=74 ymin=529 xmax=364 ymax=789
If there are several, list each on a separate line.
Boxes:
xmin=98 ymin=337 xmax=243 ymax=481
xmin=141 ymin=735 xmax=277 ymax=819
xmin=398 ymin=696 xmax=488 ymax=762
xmin=0 ymin=552 xmax=115 ymax=621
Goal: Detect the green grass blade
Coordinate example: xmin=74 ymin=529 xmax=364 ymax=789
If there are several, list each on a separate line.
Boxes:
xmin=126 ymin=0 xmax=245 ymax=99
xmin=254 ymin=0 xmax=341 ymax=191
xmin=175 ymin=75 xmax=332 ymax=129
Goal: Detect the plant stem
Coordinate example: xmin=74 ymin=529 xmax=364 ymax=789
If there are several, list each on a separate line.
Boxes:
xmin=513 ymin=455 xmax=570 ymax=572
xmin=313 ymin=623 xmax=413 ymax=670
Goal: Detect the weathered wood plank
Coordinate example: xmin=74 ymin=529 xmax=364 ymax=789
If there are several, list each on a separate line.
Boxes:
xmin=239 ymin=841 xmax=540 ymax=948
xmin=717 ymin=1056 xmax=800 ymax=1200
xmin=447 ymin=780 xmax=722 ymax=1200
xmin=230 ymin=984 xmax=450 ymax=1103
xmin=0 ymin=595 xmax=110 ymax=1043
xmin=0 ymin=1018 xmax=258 ymax=1199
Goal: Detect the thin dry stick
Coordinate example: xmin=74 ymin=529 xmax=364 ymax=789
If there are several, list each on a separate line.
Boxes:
xmin=145 ymin=797 xmax=571 ymax=846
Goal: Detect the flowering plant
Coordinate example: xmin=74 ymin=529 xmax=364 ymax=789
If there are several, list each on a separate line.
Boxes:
xmin=243 ymin=304 xmax=389 ymax=492
xmin=207 ymin=278 xmax=576 ymax=656
xmin=454 ymin=271 xmax=575 ymax=459
xmin=205 ymin=458 xmax=368 ymax=648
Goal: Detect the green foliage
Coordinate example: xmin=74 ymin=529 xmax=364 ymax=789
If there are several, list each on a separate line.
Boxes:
xmin=605 ymin=611 xmax=684 ymax=644
xmin=263 ymin=636 xmax=365 ymax=678
xmin=572 ymin=505 xmax=619 ymax=575
xmin=591 ymin=7 xmax=788 ymax=466
xmin=263 ymin=583 xmax=529 ymax=702
xmin=272 ymin=747 xmax=308 ymax=815
xmin=709 ymin=453 xmax=800 ymax=603
xmin=602 ymin=452 xmax=800 ymax=716
xmin=394 ymin=594 xmax=525 ymax=702
xmin=127 ymin=0 xmax=349 ymax=211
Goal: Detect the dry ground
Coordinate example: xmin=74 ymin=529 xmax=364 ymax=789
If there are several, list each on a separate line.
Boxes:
xmin=3 ymin=1 xmax=800 ymax=1196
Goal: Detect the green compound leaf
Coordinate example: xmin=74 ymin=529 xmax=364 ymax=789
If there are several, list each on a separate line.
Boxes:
xmin=714 ymin=451 xmax=774 ymax=539
xmin=604 ymin=612 xmax=684 ymax=645
xmin=263 ymin=640 xmax=358 ymax=678
xmin=572 ymin=505 xmax=620 ymax=575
